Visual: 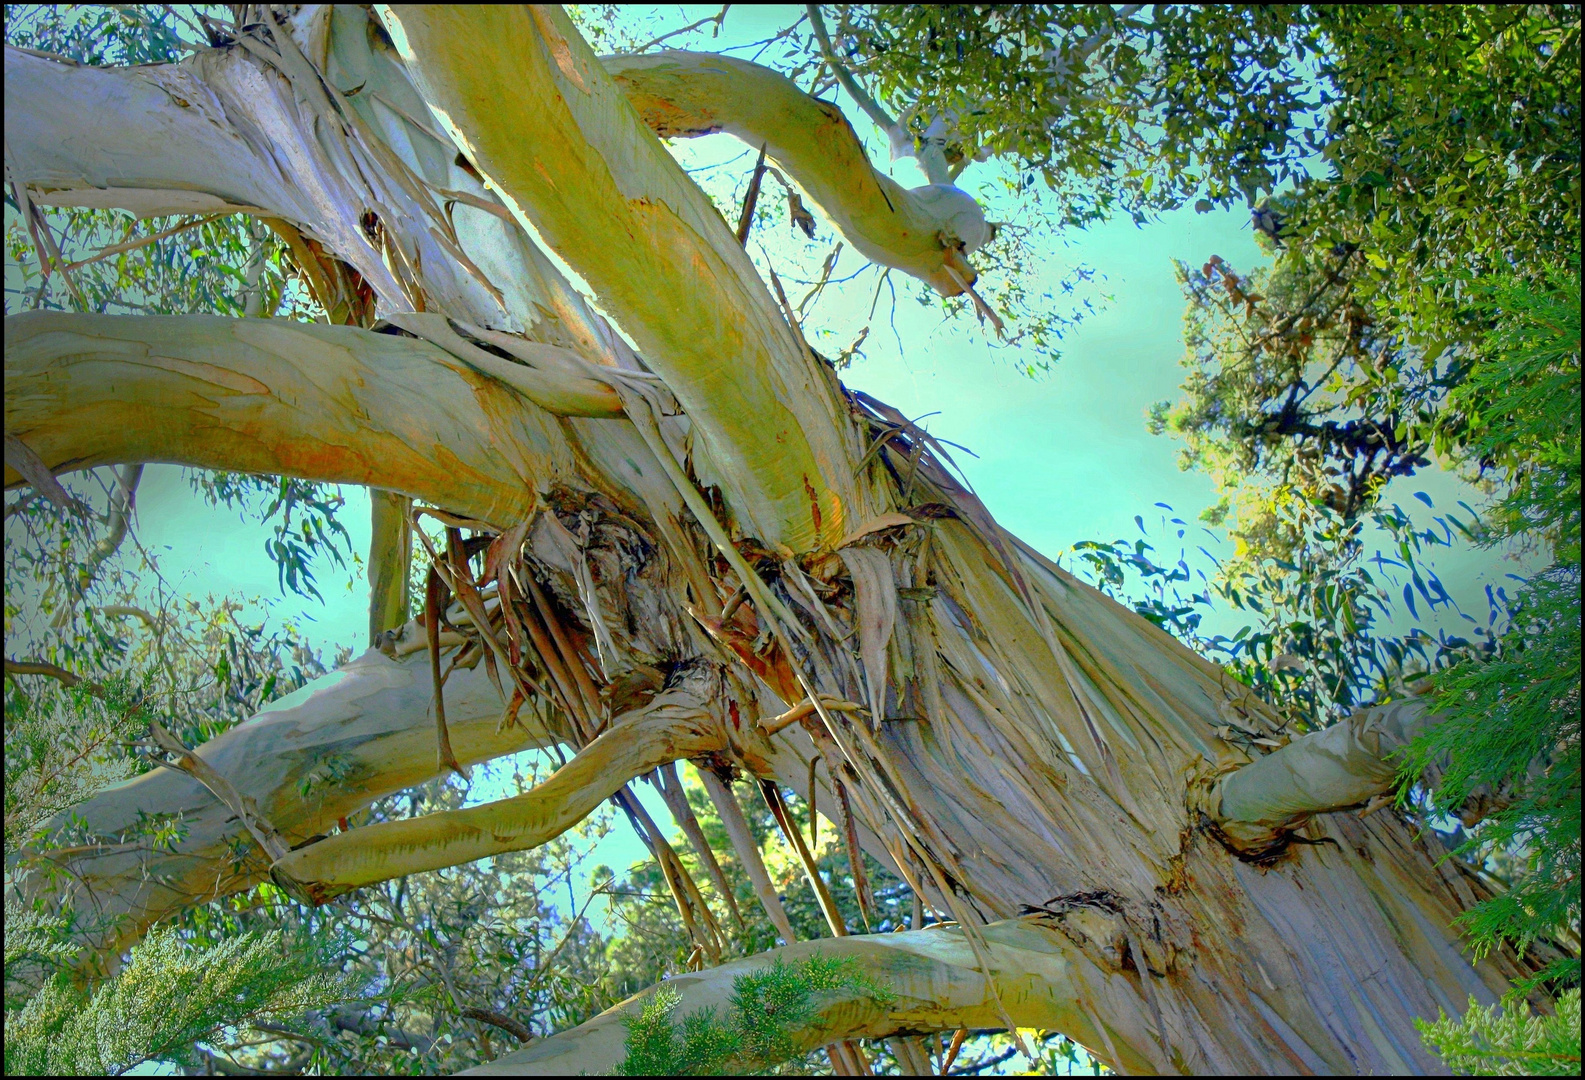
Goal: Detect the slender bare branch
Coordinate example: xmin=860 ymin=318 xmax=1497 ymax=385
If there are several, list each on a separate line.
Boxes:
xmin=269 ymin=684 xmax=727 ymax=903
xmin=604 ymin=50 xmax=992 ymax=294
xmin=459 ymin=1007 xmax=533 ymax=1045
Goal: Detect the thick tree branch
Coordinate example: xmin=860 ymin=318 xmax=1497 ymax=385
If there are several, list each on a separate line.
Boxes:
xmin=461 ymin=918 xmax=1157 ymax=1075
xmin=3 ymin=44 xmax=408 ymax=305
xmin=380 ymin=6 xmax=858 ymax=553
xmin=1208 ymin=698 xmax=1434 ymax=852
xmin=12 ymin=642 xmax=554 ymax=970
xmin=269 ymin=683 xmax=727 ymax=904
xmin=4 ymin=657 xmax=90 ymax=689
xmin=3 ymin=311 xmax=619 ymax=526
xmin=603 ymin=51 xmax=991 ymax=294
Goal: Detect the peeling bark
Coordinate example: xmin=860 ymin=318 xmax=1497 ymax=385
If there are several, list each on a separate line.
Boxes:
xmin=382 ymin=6 xmax=862 ymax=552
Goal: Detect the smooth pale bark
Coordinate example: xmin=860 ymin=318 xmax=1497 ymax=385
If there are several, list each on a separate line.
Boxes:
xmin=3 ymin=311 xmax=602 ymax=524
xmin=1211 ymin=698 xmax=1434 ymax=851
xmin=4 ymin=44 xmax=406 ymax=304
xmin=271 ymin=684 xmax=727 ymax=903
xmin=14 ymin=644 xmax=553 ymax=968
xmin=368 ymin=491 xmax=414 ymax=644
xmin=463 ymin=919 xmax=1159 ymax=1076
xmin=603 ymin=51 xmax=992 ymax=295
xmin=380 ymin=6 xmax=863 ymax=553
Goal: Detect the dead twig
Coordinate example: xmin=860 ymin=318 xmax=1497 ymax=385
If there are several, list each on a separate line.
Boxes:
xmin=458 ymin=1007 xmax=532 ymax=1044
xmin=735 ymin=143 xmax=768 ymax=247
xmin=632 ymin=5 xmax=731 ymax=52
xmin=761 ymin=695 xmax=864 ymax=736
xmin=4 ymin=433 xmax=90 ymax=516
xmin=144 ymin=717 xmax=290 ymax=863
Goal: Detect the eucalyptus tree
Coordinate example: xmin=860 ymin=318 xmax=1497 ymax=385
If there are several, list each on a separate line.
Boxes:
xmin=5 ymin=6 xmax=1565 ymax=1074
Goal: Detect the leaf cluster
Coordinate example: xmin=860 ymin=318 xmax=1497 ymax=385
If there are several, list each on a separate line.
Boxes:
xmin=1396 ymin=265 xmax=1581 ymax=991
xmin=1415 ymin=988 xmax=1581 ymax=1077
xmin=831 ymin=5 xmax=1325 ymax=226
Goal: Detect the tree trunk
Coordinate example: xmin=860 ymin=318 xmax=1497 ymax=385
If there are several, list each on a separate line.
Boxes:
xmin=4 ymin=7 xmax=1552 ymax=1073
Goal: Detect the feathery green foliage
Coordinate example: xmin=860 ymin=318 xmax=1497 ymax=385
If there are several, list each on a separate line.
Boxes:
xmin=1415 ymin=988 xmax=1581 ymax=1076
xmin=4 ymin=926 xmax=359 ymax=1076
xmin=1396 ymin=264 xmax=1582 ymax=991
xmin=616 ymin=955 xmax=895 ymax=1075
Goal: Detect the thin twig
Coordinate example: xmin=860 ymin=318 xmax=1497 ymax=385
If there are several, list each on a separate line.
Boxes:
xmin=631 ymin=6 xmax=732 ymax=52
xmin=458 ymin=1007 xmax=532 ymax=1044
xmin=62 ymin=214 xmax=226 ymax=272
xmin=805 ymin=4 xmax=897 ymax=132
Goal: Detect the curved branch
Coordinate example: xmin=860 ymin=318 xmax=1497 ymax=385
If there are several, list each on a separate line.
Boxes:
xmin=461 ymin=919 xmax=1159 ymax=1075
xmin=380 ymin=6 xmax=857 ymax=552
xmin=4 ymin=657 xmax=89 ymax=689
xmin=4 ymin=311 xmax=620 ymax=525
xmin=269 ymin=685 xmax=727 ymax=904
xmin=603 ymin=50 xmax=990 ymax=293
xmin=1209 ymin=698 xmax=1433 ymax=852
xmin=12 ymin=642 xmax=554 ymax=970
xmin=90 ymin=464 xmax=144 ymax=568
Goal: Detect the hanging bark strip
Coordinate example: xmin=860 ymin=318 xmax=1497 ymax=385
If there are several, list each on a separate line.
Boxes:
xmin=423 ymin=565 xmax=466 ymax=779
xmin=698 ymin=767 xmax=798 ymax=944
xmin=806 ymin=753 xmax=821 ymax=850
xmin=735 ymin=142 xmax=768 ymax=246
xmin=656 ymin=763 xmax=746 ymax=932
xmin=522 ymin=570 xmax=605 ymax=733
xmin=761 ymin=779 xmax=847 ymax=938
xmin=613 ymin=786 xmax=724 ymax=966
xmin=145 ymin=718 xmax=289 ymax=865
xmin=940 ymin=1028 xmax=968 ymax=1074
xmin=834 ymin=777 xmax=877 ymax=929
